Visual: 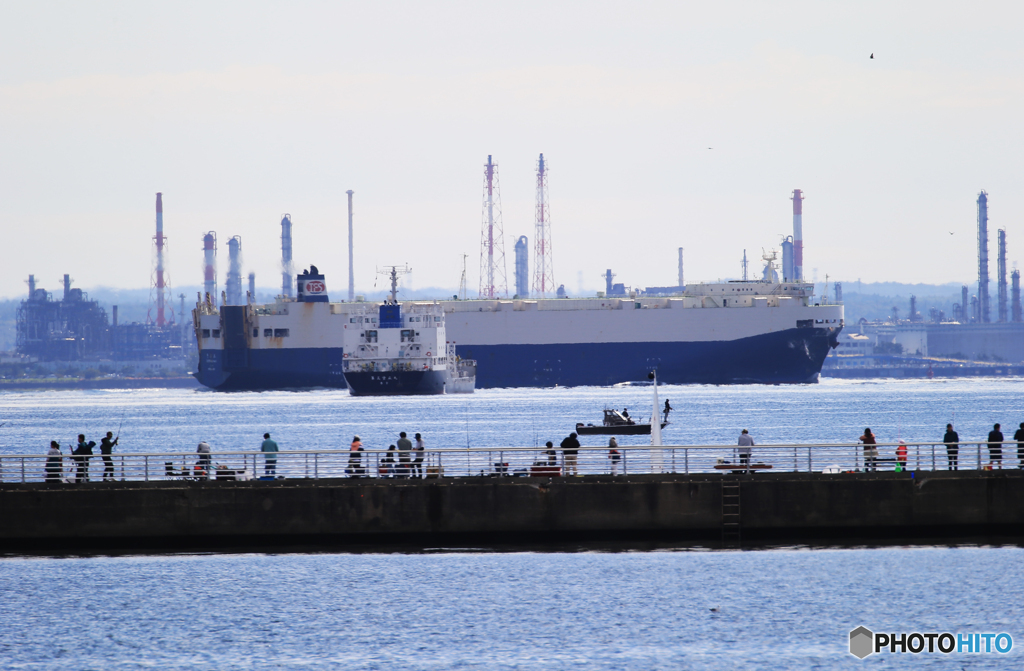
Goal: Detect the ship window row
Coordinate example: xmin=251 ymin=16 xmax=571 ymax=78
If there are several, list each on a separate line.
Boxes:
xmin=201 ymin=329 xmax=220 ymax=339
xmin=253 ymin=328 xmax=291 ymax=337
xmin=349 ymin=317 xmax=378 ymax=324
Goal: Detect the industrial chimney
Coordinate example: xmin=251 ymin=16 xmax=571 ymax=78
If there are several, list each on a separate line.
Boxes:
xmin=248 ymin=272 xmax=256 ymax=303
xmin=961 ymin=285 xmax=969 ymax=323
xmin=978 ymin=191 xmax=990 ymax=323
xmin=281 ymin=214 xmax=293 ymax=298
xmin=1012 ymin=270 xmax=1022 ymax=322
xmin=347 ymin=190 xmax=355 ymax=302
xmin=678 ymin=247 xmax=685 ymax=287
xmin=203 ymin=232 xmax=217 ymax=302
xmin=226 ymin=236 xmax=243 ymax=306
xmin=997 ymin=229 xmax=1008 ymax=322
xmin=514 ymin=235 xmax=529 ymax=298
xmin=792 ymin=189 xmax=804 ymax=282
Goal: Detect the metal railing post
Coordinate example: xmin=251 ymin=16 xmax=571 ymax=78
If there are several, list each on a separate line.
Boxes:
xmin=807 ymin=446 xmax=812 ymax=473
xmin=144 ymin=455 xmax=149 ymax=482
xmin=21 ymin=457 xmax=26 ymax=483
xmin=684 ymin=447 xmax=688 ymax=474
xmin=931 ymin=444 xmax=935 ymax=471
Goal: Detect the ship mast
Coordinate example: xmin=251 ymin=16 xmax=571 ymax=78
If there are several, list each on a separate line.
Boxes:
xmin=378 ymin=265 xmax=411 ymax=304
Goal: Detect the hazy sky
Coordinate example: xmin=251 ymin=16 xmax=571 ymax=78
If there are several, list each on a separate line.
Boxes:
xmin=2 ymin=1 xmax=1023 ymax=300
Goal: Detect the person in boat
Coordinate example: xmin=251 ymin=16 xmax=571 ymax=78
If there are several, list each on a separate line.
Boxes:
xmin=608 ymin=437 xmax=621 ymax=476
xmin=621 ymin=408 xmax=633 ymax=425
xmin=347 ymin=436 xmax=364 ymax=477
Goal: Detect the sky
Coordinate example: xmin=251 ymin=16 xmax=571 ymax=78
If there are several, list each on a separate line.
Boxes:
xmin=2 ymin=1 xmax=1024 ymax=300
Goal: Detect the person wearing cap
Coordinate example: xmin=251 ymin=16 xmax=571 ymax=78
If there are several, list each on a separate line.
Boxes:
xmin=560 ymin=432 xmax=581 ymax=476
xmin=196 ymin=441 xmax=212 ymax=476
xmin=737 ymin=430 xmax=754 ymax=470
xmin=261 ymin=433 xmax=279 ymax=476
xmin=347 ymin=436 xmax=364 ymax=477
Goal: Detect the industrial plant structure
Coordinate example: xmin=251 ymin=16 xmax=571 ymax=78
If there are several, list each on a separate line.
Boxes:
xmin=15 ymin=194 xmax=186 ymax=363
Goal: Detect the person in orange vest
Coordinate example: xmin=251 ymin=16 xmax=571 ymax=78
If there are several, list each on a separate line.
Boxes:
xmin=895 ymin=440 xmax=908 ymax=472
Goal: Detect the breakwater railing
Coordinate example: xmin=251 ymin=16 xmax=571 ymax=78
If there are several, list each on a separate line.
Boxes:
xmin=0 ymin=442 xmax=1018 ymax=485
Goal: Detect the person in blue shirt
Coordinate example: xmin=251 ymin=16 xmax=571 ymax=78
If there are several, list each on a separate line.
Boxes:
xmin=261 ymin=433 xmax=279 ymax=477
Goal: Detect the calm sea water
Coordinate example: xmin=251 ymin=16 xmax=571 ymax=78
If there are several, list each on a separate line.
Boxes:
xmin=1 ymin=377 xmax=1022 ymax=456
xmin=2 ymin=378 xmax=1022 ymax=668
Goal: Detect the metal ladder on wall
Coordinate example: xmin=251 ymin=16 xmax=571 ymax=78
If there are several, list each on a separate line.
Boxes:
xmin=721 ymin=480 xmax=741 ymax=545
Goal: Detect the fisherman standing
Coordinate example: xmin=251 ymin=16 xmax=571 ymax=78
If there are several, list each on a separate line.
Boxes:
xmin=1015 ymin=423 xmax=1024 ymax=469
xmin=987 ymin=424 xmax=1004 ymax=469
xmin=347 ymin=436 xmax=364 ymax=477
xmin=561 ymin=432 xmax=581 ymax=476
xmin=396 ymin=432 xmax=413 ymax=478
xmin=737 ymin=429 xmax=754 ymax=469
xmin=46 ymin=441 xmax=63 ymax=483
xmin=943 ymin=424 xmax=960 ymax=471
xmin=663 ymin=400 xmax=673 ymax=424
xmin=72 ymin=434 xmax=94 ymax=483
xmin=261 ymin=433 xmax=279 ymax=477
xmin=608 ymin=437 xmax=621 ymax=476
xmin=196 ymin=441 xmax=212 ymax=474
xmin=413 ymin=433 xmax=426 ymax=478
xmin=99 ymin=431 xmax=118 ymax=481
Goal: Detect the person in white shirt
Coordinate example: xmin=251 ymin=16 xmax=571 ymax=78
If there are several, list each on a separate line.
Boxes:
xmin=737 ymin=430 xmax=754 ymax=469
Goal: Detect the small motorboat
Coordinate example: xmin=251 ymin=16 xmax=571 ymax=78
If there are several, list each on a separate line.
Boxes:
xmin=575 ymin=409 xmax=668 ymax=436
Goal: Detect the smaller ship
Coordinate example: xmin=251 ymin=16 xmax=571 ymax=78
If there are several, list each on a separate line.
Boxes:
xmin=575 ymin=408 xmax=669 ymax=436
xmin=342 ymin=266 xmax=475 ymax=396
xmin=444 ymin=342 xmax=476 ymax=394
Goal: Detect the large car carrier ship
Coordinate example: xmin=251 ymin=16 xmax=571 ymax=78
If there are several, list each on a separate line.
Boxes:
xmin=193 ymin=264 xmax=842 ymax=391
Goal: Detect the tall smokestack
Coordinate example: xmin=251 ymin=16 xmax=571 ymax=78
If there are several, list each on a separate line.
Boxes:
xmin=1012 ymin=270 xmax=1022 ymax=322
xmin=203 ymin=232 xmax=217 ymax=302
xmin=281 ymin=214 xmax=293 ymax=298
xmin=27 ymin=274 xmax=35 ymax=298
xmin=226 ymin=235 xmax=243 ymax=306
xmin=347 ymin=191 xmax=355 ymax=302
xmin=962 ymin=285 xmax=969 ymax=323
xmin=63 ymin=274 xmax=71 ymax=301
xmin=978 ymin=191 xmax=990 ymax=323
xmin=997 ymin=229 xmax=1008 ymax=322
xmin=155 ymin=193 xmax=167 ymax=326
xmin=248 ymin=272 xmax=256 ymax=302
xmin=792 ymin=189 xmax=804 ymax=282
xmin=514 ymin=235 xmax=529 ymax=297
xmin=678 ymin=247 xmax=685 ymax=286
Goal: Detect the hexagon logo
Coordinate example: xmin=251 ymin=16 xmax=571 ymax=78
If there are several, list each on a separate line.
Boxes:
xmin=849 ymin=626 xmax=875 ymax=659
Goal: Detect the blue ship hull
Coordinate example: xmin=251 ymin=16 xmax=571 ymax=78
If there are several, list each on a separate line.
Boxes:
xmin=345 ymin=369 xmax=447 ymax=396
xmin=195 ymin=326 xmax=839 ymax=390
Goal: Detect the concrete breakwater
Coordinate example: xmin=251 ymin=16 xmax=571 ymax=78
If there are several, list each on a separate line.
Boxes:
xmin=3 ymin=471 xmax=1023 ymax=552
